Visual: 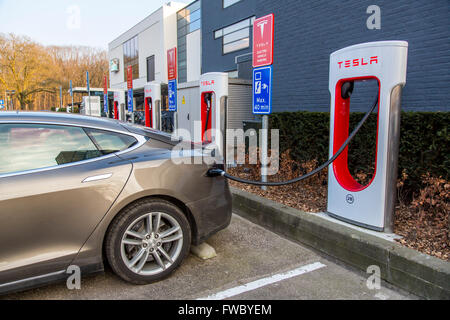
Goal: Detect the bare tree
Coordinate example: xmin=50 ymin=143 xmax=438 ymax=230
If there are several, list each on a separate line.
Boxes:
xmin=0 ymin=34 xmax=56 ymax=110
xmin=0 ymin=34 xmax=108 ymax=111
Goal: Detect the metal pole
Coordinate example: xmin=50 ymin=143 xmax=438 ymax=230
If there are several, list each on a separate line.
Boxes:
xmin=87 ymin=71 xmax=91 ymax=116
xmin=59 ymin=86 xmax=63 ymax=110
xmin=261 ymin=115 xmax=269 ymax=191
xmin=174 ymin=112 xmax=178 ymax=135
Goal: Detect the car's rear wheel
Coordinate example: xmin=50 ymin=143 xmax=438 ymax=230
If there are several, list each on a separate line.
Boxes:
xmin=105 ymin=199 xmax=191 ymax=285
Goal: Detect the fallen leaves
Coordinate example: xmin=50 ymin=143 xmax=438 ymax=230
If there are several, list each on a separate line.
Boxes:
xmin=229 ymin=152 xmax=449 ymax=261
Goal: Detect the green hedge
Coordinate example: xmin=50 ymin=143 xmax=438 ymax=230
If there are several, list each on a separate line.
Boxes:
xmin=270 ymin=112 xmax=450 ymax=197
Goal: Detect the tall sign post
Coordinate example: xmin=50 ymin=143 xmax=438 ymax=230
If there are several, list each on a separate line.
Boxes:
xmin=167 ymin=48 xmax=178 ymax=133
xmin=69 ymin=80 xmax=74 ymax=113
xmin=104 ymin=75 xmax=109 ymax=118
xmin=127 ymin=66 xmax=134 ymax=123
xmin=253 ymin=13 xmax=275 ymax=190
xmin=86 ymin=71 xmax=91 ymax=116
xmin=59 ymin=86 xmax=63 ymax=110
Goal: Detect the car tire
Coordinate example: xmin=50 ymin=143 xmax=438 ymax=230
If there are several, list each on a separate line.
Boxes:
xmin=105 ymin=198 xmax=192 ymax=285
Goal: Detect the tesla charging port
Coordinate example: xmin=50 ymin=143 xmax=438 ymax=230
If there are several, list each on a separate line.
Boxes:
xmin=114 ymin=91 xmax=126 ymax=121
xmin=328 ymin=41 xmax=408 ymax=232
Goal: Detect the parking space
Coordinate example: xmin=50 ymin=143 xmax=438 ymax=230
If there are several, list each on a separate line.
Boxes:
xmin=1 ymin=215 xmax=416 ymax=300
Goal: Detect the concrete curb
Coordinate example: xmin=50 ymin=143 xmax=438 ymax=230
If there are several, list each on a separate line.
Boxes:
xmin=231 ymin=187 xmax=450 ymax=300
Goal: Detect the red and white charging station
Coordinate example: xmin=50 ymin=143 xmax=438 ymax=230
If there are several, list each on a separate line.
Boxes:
xmin=199 ymin=73 xmax=229 ymax=158
xmin=113 ymin=90 xmax=126 ymax=121
xmin=327 ymin=41 xmax=409 ymax=232
xmin=144 ymin=82 xmax=162 ymax=130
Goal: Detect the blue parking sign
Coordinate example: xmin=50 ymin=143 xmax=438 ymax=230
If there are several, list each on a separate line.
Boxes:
xmin=104 ymin=94 xmax=108 ymax=114
xmin=127 ymin=89 xmax=134 ymax=112
xmin=253 ymin=66 xmax=273 ymax=115
xmin=168 ymin=80 xmax=177 ymax=112
xmin=0 ymin=100 xmax=4 ymax=109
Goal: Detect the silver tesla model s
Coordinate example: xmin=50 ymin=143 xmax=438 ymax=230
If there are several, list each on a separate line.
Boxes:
xmin=0 ymin=112 xmax=232 ymax=294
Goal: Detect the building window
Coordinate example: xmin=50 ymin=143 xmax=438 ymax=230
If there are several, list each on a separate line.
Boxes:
xmin=123 ymin=36 xmax=139 ymax=82
xmin=177 ymin=0 xmax=201 ymax=83
xmin=215 ymin=17 xmax=255 ymax=55
xmin=223 ymin=0 xmax=242 ymax=8
xmin=147 ymin=56 xmax=155 ymax=82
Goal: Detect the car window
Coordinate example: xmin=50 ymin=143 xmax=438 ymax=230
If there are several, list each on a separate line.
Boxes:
xmin=0 ymin=124 xmax=103 ymax=175
xmin=84 ymin=129 xmax=138 ymax=155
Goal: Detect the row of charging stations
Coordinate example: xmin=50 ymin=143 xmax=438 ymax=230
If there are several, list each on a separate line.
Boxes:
xmin=111 ymin=83 xmax=162 ymax=130
xmin=110 ymin=41 xmax=409 ymax=234
xmin=205 ymin=40 xmax=408 ymax=234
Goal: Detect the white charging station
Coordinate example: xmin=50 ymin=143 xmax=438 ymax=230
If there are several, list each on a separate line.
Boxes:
xmin=113 ymin=90 xmax=126 ymax=121
xmin=144 ymin=82 xmax=162 ymax=130
xmin=327 ymin=41 xmax=409 ymax=232
xmin=199 ymin=73 xmax=229 ymax=159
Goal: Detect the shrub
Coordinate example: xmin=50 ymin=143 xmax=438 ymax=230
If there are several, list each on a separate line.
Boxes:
xmin=270 ymin=112 xmax=450 ymax=199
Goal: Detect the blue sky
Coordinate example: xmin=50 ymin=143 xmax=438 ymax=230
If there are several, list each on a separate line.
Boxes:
xmin=0 ymin=0 xmax=192 ymax=49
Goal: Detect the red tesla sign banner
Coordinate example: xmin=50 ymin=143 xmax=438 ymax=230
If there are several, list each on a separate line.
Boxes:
xmin=104 ymin=75 xmax=108 ymax=94
xmin=167 ymin=48 xmax=177 ymax=80
xmin=127 ymin=66 xmax=133 ymax=90
xmin=253 ymin=14 xmax=275 ymax=68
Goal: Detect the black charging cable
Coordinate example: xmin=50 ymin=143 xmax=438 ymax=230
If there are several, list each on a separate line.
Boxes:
xmin=207 ymin=93 xmax=379 ymax=187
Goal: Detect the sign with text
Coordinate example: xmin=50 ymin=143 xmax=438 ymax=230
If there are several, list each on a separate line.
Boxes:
xmin=167 ymin=48 xmax=177 ymax=80
xmin=127 ymin=67 xmax=133 ymax=112
xmin=127 ymin=89 xmax=134 ymax=113
xmin=253 ymin=65 xmax=273 ymax=115
xmin=127 ymin=66 xmax=133 ymax=90
xmin=86 ymin=71 xmax=90 ymax=92
xmin=0 ymin=100 xmax=4 ymax=109
xmin=104 ymin=75 xmax=108 ymax=94
xmin=168 ymin=80 xmax=177 ymax=112
xmin=253 ymin=14 xmax=275 ymax=68
xmin=103 ymin=75 xmax=108 ymax=114
xmin=104 ymin=94 xmax=109 ymax=114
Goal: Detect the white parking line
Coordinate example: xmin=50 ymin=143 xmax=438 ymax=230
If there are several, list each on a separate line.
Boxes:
xmin=197 ymin=262 xmax=327 ymax=300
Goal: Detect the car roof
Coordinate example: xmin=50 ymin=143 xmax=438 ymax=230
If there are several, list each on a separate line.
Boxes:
xmin=0 ymin=111 xmax=128 ymax=133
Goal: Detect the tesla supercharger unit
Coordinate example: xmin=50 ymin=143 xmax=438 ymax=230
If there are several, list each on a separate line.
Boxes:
xmin=327 ymin=41 xmax=408 ymax=232
xmin=144 ymin=82 xmax=162 ymax=130
xmin=199 ymin=73 xmax=229 ymax=160
xmin=113 ymin=91 xmax=126 ymax=121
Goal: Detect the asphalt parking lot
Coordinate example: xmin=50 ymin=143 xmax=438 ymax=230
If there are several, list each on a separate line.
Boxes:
xmin=1 ymin=215 xmax=417 ymax=300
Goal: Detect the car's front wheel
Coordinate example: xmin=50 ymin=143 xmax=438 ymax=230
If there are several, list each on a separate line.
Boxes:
xmin=105 ymin=199 xmax=191 ymax=285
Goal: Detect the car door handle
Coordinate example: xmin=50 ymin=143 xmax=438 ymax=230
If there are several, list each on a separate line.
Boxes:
xmin=82 ymin=173 xmax=113 ymax=183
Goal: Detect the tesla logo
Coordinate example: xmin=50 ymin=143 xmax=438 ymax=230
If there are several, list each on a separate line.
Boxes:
xmin=201 ymin=80 xmax=215 ymax=86
xmin=346 ymin=194 xmax=355 ymax=204
xmin=338 ymin=56 xmax=378 ymax=69
xmin=257 ymin=20 xmax=268 ymax=37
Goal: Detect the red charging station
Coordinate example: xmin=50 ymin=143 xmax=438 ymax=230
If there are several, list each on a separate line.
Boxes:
xmin=113 ymin=91 xmax=126 ymax=121
xmin=327 ymin=41 xmax=409 ymax=232
xmin=144 ymin=82 xmax=162 ymax=130
xmin=199 ymin=73 xmax=229 ymax=157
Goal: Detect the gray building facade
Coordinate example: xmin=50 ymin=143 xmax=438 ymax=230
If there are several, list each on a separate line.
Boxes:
xmin=201 ymin=0 xmax=450 ymax=112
